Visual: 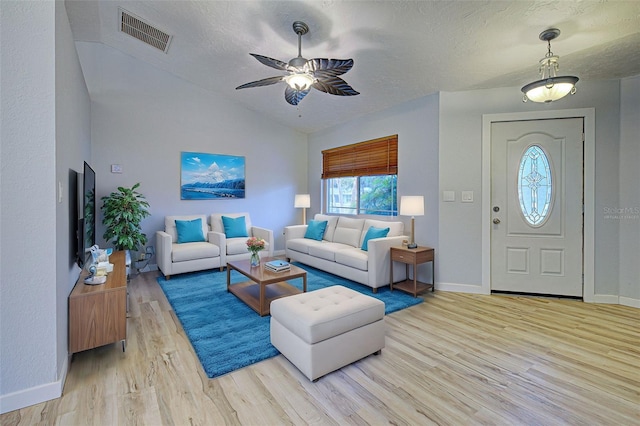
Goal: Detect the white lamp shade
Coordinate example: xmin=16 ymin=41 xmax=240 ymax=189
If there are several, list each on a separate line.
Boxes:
xmin=521 ymin=76 xmax=578 ymax=103
xmin=400 ymin=196 xmax=424 ymax=216
xmin=294 ymin=194 xmax=311 ymax=208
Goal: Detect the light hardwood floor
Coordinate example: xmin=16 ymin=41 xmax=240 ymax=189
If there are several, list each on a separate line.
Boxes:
xmin=3 ymin=270 xmax=639 ymax=425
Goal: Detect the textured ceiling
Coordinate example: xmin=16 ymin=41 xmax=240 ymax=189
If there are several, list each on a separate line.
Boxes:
xmin=65 ymin=1 xmax=640 ymax=133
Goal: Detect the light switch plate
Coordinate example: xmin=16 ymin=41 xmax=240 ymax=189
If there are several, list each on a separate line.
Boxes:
xmin=443 ymin=191 xmax=455 ymax=202
xmin=111 ymin=164 xmax=123 ymax=173
xmin=462 ymin=191 xmax=474 ymax=202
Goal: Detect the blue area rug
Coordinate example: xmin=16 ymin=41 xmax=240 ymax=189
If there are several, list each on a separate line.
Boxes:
xmin=157 ymin=263 xmax=422 ymax=378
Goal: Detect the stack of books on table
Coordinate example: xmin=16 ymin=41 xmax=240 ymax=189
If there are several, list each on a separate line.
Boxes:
xmin=265 ymin=259 xmax=290 ymax=272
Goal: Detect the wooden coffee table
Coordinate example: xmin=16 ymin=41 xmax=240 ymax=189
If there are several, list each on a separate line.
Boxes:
xmin=226 ymin=258 xmax=307 ymax=316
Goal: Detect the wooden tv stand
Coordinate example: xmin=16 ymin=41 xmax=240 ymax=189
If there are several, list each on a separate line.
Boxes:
xmin=69 ymin=250 xmax=127 ymax=354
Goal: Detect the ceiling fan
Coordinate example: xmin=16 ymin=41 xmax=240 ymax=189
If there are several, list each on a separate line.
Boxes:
xmin=236 ymin=21 xmax=359 ymax=105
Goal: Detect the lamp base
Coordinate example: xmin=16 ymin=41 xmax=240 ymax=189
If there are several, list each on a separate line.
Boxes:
xmin=407 ymin=243 xmax=418 ymax=249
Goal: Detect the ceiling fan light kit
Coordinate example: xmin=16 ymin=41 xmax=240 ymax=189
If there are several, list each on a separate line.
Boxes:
xmin=285 ymin=73 xmax=315 ymax=91
xmin=236 ymin=21 xmax=359 ymax=105
xmin=521 ymin=28 xmax=579 ymax=103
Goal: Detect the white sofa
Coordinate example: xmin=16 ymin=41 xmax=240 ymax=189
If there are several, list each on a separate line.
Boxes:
xmin=156 ymin=214 xmax=224 ymax=279
xmin=210 ymin=212 xmax=274 ymax=265
xmin=284 ymin=214 xmax=407 ymax=292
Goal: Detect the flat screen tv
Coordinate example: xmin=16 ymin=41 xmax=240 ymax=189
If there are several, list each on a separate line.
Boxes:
xmin=77 ymin=161 xmax=96 ymax=268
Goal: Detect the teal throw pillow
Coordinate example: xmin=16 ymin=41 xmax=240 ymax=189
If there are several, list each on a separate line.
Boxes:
xmin=175 ymin=218 xmax=206 ymax=243
xmin=304 ymin=220 xmax=328 ymax=241
xmin=222 ymin=215 xmax=248 ymax=238
xmin=361 ymin=226 xmax=390 ymax=251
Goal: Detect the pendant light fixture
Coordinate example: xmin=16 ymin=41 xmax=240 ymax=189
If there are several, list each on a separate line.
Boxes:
xmin=521 ymin=28 xmax=578 ymax=103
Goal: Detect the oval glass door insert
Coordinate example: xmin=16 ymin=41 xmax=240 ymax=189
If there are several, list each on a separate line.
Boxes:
xmin=518 ymin=145 xmax=553 ymax=226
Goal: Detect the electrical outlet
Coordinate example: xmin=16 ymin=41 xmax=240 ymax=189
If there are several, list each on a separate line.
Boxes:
xmin=111 ymin=164 xmax=123 ymax=173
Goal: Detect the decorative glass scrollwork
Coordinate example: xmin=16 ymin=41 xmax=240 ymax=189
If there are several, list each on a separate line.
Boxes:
xmin=518 ymin=145 xmax=553 ymax=226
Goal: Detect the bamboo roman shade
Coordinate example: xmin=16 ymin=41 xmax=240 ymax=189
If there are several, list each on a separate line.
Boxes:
xmin=321 ymin=135 xmax=398 ymax=179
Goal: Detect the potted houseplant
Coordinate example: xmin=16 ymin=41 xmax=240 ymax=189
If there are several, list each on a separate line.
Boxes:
xmin=101 ymin=183 xmax=151 ymax=252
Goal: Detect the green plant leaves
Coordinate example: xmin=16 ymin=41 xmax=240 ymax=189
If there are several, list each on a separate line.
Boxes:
xmin=101 ymin=183 xmax=150 ymax=251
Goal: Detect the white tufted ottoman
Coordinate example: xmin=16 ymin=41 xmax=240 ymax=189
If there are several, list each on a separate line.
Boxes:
xmin=270 ymin=285 xmax=385 ymax=381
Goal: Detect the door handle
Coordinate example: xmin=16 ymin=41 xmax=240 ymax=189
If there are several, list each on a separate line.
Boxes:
xmin=493 ymin=218 xmax=501 ymax=224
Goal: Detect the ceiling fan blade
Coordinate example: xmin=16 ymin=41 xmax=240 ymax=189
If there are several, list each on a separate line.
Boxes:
xmin=312 ymin=76 xmax=360 ymax=96
xmin=284 ymin=86 xmax=310 ymax=105
xmin=307 ymin=58 xmax=354 ymax=77
xmin=235 ymin=76 xmax=284 ymax=90
xmin=249 ymin=53 xmax=292 ymax=71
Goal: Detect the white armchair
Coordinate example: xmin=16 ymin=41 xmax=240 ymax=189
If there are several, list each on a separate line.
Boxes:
xmin=156 ymin=214 xmax=223 ymax=279
xmin=210 ymin=212 xmax=274 ymax=265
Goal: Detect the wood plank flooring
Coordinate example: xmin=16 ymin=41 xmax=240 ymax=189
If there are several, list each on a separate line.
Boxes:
xmin=2 ymin=270 xmax=639 ymax=425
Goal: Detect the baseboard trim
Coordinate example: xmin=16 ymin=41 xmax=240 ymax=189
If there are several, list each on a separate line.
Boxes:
xmin=435 ymin=285 xmax=638 ymax=308
xmin=619 ymin=296 xmax=640 ymax=308
xmin=0 ymin=355 xmax=67 ymax=414
xmin=436 ymin=282 xmax=489 ymax=294
xmin=589 ymin=294 xmax=622 ymax=305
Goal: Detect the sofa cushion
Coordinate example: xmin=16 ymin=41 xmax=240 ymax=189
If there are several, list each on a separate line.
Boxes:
xmin=308 ymin=242 xmax=350 ymax=262
xmin=171 ymin=241 xmax=220 ymax=262
xmin=335 ymin=248 xmax=369 ymax=271
xmin=165 ymin=214 xmax=209 ymax=242
xmin=222 ymin=215 xmax=249 ymax=238
xmin=287 ymin=238 xmax=319 ymax=254
xmin=175 ymin=218 xmax=206 ymax=243
xmin=361 ymin=226 xmax=390 ymax=251
xmin=333 ymin=217 xmax=365 ymax=247
xmin=313 ymin=214 xmax=339 ymax=242
xmin=226 ymin=237 xmax=248 ymax=255
xmin=304 ymin=220 xmax=328 ymax=241
xmin=211 ymin=212 xmax=252 ymax=235
xmin=360 ymin=219 xmax=404 ymax=242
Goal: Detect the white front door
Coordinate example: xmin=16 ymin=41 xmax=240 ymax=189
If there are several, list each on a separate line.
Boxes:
xmin=491 ymin=118 xmax=584 ymax=297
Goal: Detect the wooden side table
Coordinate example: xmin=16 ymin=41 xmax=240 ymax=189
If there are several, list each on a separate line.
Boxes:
xmin=390 ymin=246 xmax=435 ymax=297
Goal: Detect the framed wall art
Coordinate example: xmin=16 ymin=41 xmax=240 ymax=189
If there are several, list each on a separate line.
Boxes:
xmin=180 ymin=151 xmax=245 ymax=200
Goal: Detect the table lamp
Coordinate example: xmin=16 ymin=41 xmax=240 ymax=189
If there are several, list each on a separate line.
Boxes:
xmin=294 ymin=194 xmax=311 ymax=225
xmin=400 ymin=196 xmax=424 ymax=249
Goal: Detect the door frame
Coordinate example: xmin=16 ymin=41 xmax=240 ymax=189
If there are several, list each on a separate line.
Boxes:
xmin=481 ymin=108 xmax=595 ymax=302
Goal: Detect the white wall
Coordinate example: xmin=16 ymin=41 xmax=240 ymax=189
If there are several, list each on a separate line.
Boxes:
xmin=1 ymin=1 xmax=91 ymax=413
xmin=618 ymin=75 xmax=640 ymax=305
xmin=55 ymin=0 xmax=92 ymax=387
xmin=75 ymin=42 xmax=308 ymax=255
xmin=307 ymin=95 xmax=440 ymax=283
xmin=1 ymin=0 xmax=58 ymax=412
xmin=439 ymin=80 xmax=622 ymax=296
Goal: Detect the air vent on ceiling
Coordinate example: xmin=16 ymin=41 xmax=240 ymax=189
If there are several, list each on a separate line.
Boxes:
xmin=119 ymin=8 xmax=172 ymax=53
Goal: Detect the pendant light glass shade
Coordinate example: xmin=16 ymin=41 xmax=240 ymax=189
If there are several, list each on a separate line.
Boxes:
xmin=521 ymin=29 xmax=578 ymax=103
xmin=522 ymin=76 xmax=579 ymax=103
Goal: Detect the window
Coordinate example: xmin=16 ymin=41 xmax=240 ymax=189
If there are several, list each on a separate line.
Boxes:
xmin=518 ymin=145 xmax=553 ymax=226
xmin=322 ymin=135 xmax=398 ymax=216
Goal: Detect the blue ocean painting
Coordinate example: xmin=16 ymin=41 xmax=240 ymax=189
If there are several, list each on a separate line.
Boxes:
xmin=181 ymin=152 xmax=245 ymax=200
